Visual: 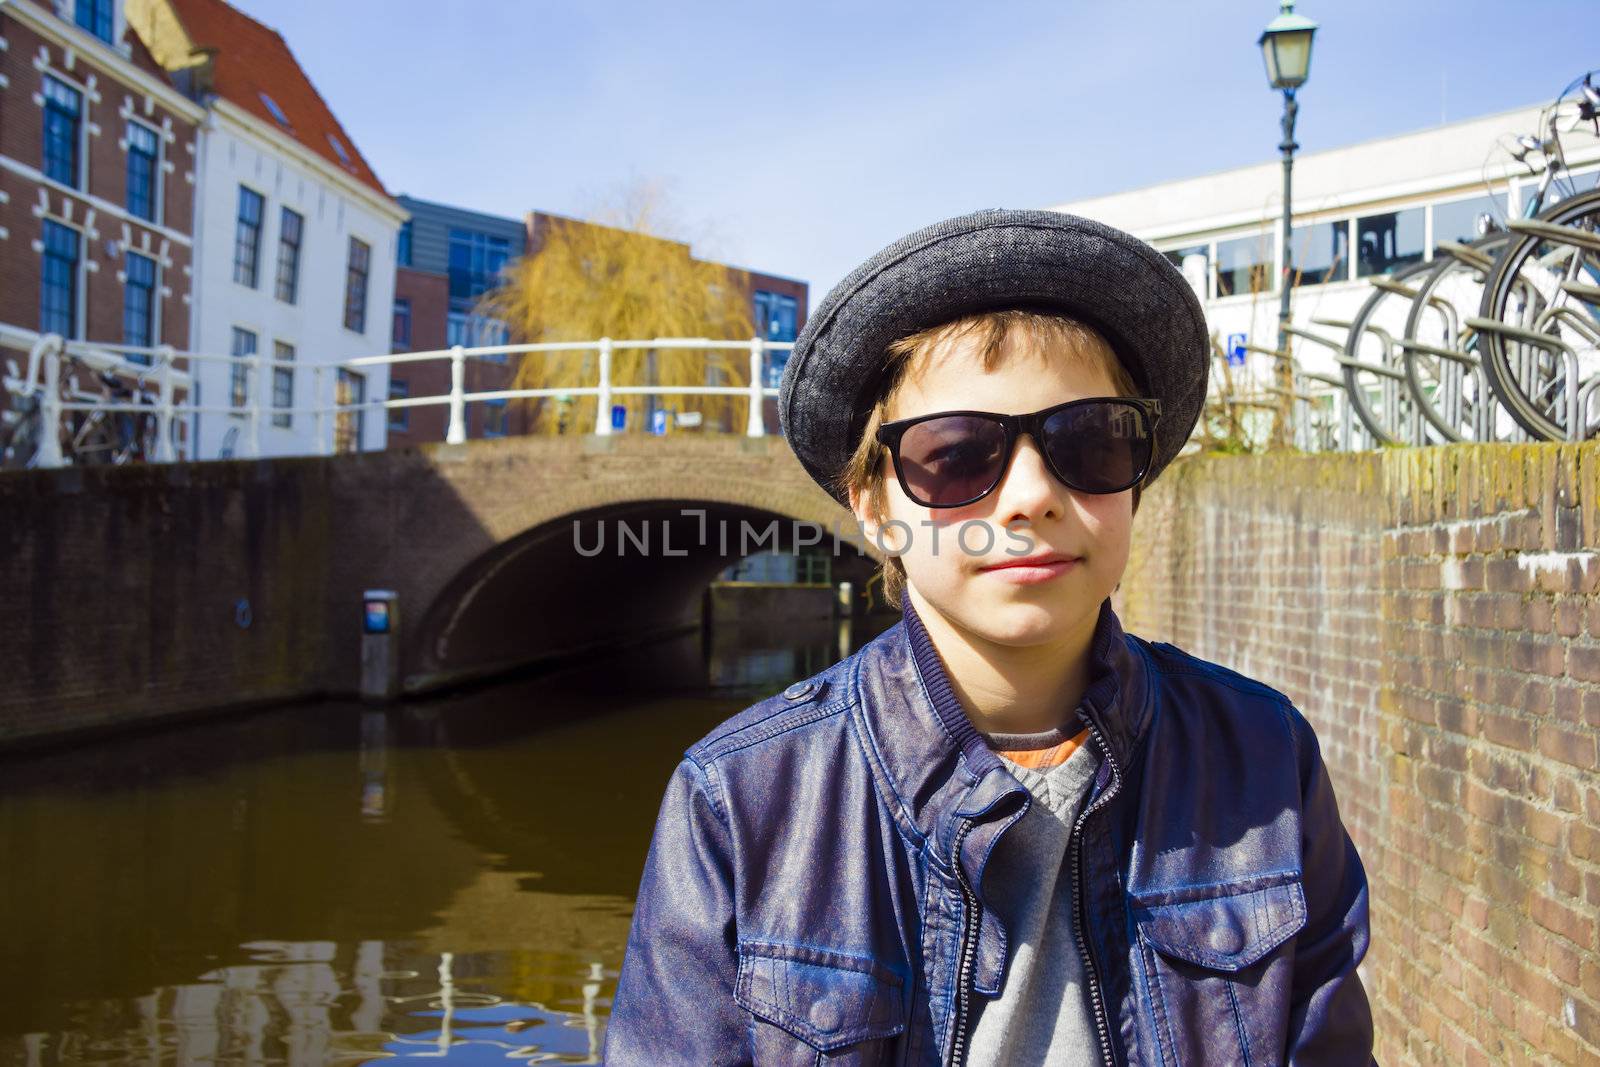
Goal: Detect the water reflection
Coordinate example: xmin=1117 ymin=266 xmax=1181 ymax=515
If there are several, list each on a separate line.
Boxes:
xmin=0 ymin=612 xmax=897 ymax=1064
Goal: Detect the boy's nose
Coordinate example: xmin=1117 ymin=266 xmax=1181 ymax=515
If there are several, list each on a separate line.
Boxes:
xmin=993 ymin=435 xmax=1064 ymax=523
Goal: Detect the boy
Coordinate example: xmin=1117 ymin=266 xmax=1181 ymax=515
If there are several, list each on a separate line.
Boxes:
xmin=604 ymin=209 xmax=1375 ymax=1065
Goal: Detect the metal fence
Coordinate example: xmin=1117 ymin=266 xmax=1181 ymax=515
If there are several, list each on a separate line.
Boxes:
xmin=1 ymin=324 xmax=795 ymax=469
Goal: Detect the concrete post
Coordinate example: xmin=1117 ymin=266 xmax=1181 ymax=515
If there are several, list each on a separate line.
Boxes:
xmin=595 ymin=338 xmax=613 ymax=435
xmin=37 ymin=338 xmax=64 ymax=469
xmin=312 ymin=366 xmax=329 ymax=455
xmin=747 ymin=337 xmax=766 ymax=437
xmin=446 ymin=346 xmax=467 ymax=445
xmin=359 ymin=590 xmax=401 ymax=702
xmin=245 ymin=349 xmax=263 ymax=457
xmin=154 ymin=344 xmax=176 ymax=463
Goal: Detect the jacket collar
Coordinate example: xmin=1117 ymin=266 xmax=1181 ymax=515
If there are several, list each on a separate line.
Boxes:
xmin=845 ymin=587 xmax=1154 ymax=853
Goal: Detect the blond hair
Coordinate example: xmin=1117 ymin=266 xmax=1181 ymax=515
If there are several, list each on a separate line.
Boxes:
xmin=836 ymin=310 xmax=1144 ymax=609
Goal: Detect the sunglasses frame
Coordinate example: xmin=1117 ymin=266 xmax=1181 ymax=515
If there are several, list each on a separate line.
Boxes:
xmin=874 ymin=396 xmax=1163 ymax=509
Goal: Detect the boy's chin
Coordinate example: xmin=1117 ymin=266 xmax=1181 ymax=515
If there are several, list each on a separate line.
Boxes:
xmin=934 ymin=595 xmax=1084 ymax=649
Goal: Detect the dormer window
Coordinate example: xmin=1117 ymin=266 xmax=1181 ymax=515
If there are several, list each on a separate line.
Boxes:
xmin=327 ymin=133 xmax=353 ymax=168
xmin=259 ymin=92 xmax=291 ymax=128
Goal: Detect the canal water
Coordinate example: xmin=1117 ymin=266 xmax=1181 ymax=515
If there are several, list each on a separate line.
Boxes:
xmin=0 ymin=613 xmax=898 ymax=1066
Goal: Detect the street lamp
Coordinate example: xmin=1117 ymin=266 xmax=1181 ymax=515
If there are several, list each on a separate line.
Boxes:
xmin=1259 ymin=0 xmax=1317 ymax=447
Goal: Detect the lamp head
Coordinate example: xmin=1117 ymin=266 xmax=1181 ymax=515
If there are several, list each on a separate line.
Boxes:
xmin=1259 ymin=1 xmax=1317 ymax=91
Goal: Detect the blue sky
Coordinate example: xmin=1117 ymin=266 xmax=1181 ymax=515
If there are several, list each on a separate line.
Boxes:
xmin=237 ymin=0 xmax=1598 ymax=299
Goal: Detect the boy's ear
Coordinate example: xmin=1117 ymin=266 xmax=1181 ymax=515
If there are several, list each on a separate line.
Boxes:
xmin=848 ymin=484 xmax=888 ymax=554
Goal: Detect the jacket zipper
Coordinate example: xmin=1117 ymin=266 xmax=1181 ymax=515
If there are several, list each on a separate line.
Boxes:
xmin=1069 ymin=718 xmax=1124 ymax=1067
xmin=945 ymin=817 xmax=981 ymax=1067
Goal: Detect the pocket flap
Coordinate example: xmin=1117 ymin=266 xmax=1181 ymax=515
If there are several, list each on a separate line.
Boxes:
xmin=1130 ymin=870 xmax=1307 ymax=972
xmin=733 ymin=940 xmax=906 ymax=1051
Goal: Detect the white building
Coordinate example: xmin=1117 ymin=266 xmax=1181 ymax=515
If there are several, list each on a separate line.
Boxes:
xmin=129 ymin=0 xmax=404 ymax=459
xmin=1051 ymin=102 xmax=1600 ymax=440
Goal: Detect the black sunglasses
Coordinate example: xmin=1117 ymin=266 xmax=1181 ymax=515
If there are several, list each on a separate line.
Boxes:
xmin=875 ymin=397 xmax=1162 ymax=509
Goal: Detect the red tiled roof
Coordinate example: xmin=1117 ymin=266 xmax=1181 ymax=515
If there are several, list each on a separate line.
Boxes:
xmin=164 ymin=0 xmax=390 ymax=198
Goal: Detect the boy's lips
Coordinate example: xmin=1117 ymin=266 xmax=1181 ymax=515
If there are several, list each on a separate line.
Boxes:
xmin=977 ymin=552 xmax=1082 ymax=583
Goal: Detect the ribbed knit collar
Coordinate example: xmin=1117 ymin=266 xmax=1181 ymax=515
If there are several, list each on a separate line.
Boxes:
xmin=898 ymin=586 xmax=1127 ymax=778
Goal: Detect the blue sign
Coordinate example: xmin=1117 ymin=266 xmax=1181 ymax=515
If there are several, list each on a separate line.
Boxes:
xmin=363 ymin=600 xmax=391 ymax=635
xmin=1226 ymin=333 xmax=1248 ymax=367
xmin=650 ymin=409 xmax=669 ymax=436
xmin=610 ymin=404 xmax=627 ymax=431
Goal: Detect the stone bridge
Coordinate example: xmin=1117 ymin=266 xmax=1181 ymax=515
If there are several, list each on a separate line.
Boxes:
xmin=0 ymin=435 xmax=877 ymax=746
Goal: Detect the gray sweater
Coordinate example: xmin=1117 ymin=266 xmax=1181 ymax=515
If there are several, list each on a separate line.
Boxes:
xmin=965 ymin=726 xmax=1103 ymax=1066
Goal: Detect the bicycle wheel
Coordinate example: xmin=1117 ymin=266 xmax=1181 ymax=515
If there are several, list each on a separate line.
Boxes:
xmin=1343 ymin=261 xmax=1433 ymax=446
xmin=1478 ymin=187 xmax=1600 ymax=441
xmin=1401 ymin=234 xmax=1520 ymax=443
xmin=69 ymin=411 xmax=121 ymax=465
xmin=0 ymin=406 xmax=42 ymax=469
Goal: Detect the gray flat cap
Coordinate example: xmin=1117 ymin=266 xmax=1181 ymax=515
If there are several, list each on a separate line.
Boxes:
xmin=779 ymin=208 xmax=1210 ymax=509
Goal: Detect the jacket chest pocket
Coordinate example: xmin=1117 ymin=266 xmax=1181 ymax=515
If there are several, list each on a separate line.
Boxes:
xmin=734 ymin=940 xmax=907 ymax=1065
xmin=1129 ymin=871 xmax=1306 ymax=1067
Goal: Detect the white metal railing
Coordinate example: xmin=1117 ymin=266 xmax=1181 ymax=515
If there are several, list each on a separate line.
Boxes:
xmin=0 ymin=324 xmax=793 ymax=469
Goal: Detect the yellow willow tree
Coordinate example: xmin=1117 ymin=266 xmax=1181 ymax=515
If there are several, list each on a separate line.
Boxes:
xmin=479 ymin=186 xmax=756 ymax=435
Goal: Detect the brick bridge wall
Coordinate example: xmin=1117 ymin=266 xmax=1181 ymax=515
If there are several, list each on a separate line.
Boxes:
xmin=1116 ymin=443 xmax=1600 ymax=1066
xmin=0 ymin=435 xmax=853 ymax=747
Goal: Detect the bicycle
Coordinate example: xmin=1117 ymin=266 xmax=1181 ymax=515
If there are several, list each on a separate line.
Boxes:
xmin=1466 ymin=70 xmax=1600 ymax=441
xmin=1 ymin=349 xmax=163 ymax=469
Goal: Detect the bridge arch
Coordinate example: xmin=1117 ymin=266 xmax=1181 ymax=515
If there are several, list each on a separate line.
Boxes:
xmin=396 ymin=437 xmax=877 ymax=692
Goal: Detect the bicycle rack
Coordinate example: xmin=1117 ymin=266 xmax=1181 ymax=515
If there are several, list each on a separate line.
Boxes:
xmin=1436 ymin=240 xmax=1495 ymax=272
xmin=1465 ymin=316 xmax=1591 ymax=440
xmin=1506 ymin=218 xmax=1600 ymax=255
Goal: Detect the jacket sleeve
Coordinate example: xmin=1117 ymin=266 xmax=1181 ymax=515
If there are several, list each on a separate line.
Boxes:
xmin=604 ymin=754 xmax=750 ymax=1066
xmin=1284 ymin=704 xmax=1379 ymax=1066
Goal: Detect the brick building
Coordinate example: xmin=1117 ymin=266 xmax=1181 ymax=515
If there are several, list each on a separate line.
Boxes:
xmin=0 ymin=0 xmax=202 ymax=391
xmin=130 ymin=0 xmax=405 ymax=460
xmin=385 ymin=195 xmax=808 ymax=448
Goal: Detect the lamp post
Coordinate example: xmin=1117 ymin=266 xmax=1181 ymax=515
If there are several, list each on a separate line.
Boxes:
xmin=1259 ymin=0 xmax=1317 ymax=447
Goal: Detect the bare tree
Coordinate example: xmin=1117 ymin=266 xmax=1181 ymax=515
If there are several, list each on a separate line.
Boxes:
xmin=480 ymin=180 xmax=755 ymax=434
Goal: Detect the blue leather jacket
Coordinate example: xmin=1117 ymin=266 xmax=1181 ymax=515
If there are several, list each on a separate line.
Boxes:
xmin=605 ymin=594 xmax=1376 ymax=1065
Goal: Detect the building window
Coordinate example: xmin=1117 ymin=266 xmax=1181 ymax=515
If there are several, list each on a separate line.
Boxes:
xmin=230 ymin=327 xmax=257 ymax=411
xmin=40 ymin=220 xmax=80 ymax=339
xmin=1162 ymin=244 xmax=1211 ymax=296
xmin=397 ymin=220 xmax=412 ymax=267
xmin=483 ymin=398 xmax=508 ymax=438
xmin=1289 ymin=220 xmax=1350 ymax=287
xmin=1432 ymin=192 xmax=1509 ymax=247
xmin=42 ymin=76 xmax=83 ymax=188
xmin=1215 ymin=233 xmax=1274 ymax=297
xmin=125 ymin=122 xmax=160 ymax=222
xmin=259 ymin=91 xmax=291 ymax=128
xmin=335 ymin=368 xmax=366 ymax=452
xmin=1356 ymin=207 xmax=1426 ymax=278
xmin=344 ymin=237 xmax=371 ymax=332
xmin=753 ymin=290 xmax=800 ymax=387
xmin=74 ymin=0 xmax=114 ymax=44
xmin=271 ymin=341 xmax=294 ymax=428
xmin=275 ymin=207 xmax=303 ymax=304
xmin=448 ymin=228 xmax=511 ymax=305
xmin=234 ymin=186 xmax=265 ymax=287
xmin=388 ymin=378 xmax=409 ymax=432
xmin=446 ymin=311 xmax=509 ymax=359
xmin=123 ymin=252 xmax=157 ymax=363
xmin=392 ymin=298 xmax=412 ymax=350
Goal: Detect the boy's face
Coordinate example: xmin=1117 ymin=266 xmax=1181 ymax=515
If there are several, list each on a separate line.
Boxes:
xmin=851 ymin=331 xmax=1133 ymax=652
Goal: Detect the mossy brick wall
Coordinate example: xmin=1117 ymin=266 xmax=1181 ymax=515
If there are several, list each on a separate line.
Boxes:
xmin=1118 ymin=443 xmax=1600 ymax=1066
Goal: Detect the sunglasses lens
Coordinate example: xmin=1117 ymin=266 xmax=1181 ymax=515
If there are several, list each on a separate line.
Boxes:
xmin=896 ymin=416 xmax=1009 ymax=506
xmin=1041 ymin=401 xmax=1152 ymax=492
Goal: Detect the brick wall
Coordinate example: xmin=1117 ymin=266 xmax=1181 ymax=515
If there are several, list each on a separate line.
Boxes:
xmin=1117 ymin=443 xmax=1600 ymax=1065
xmin=0 ymin=12 xmax=198 ymax=347
xmin=0 ymin=435 xmax=851 ymax=745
